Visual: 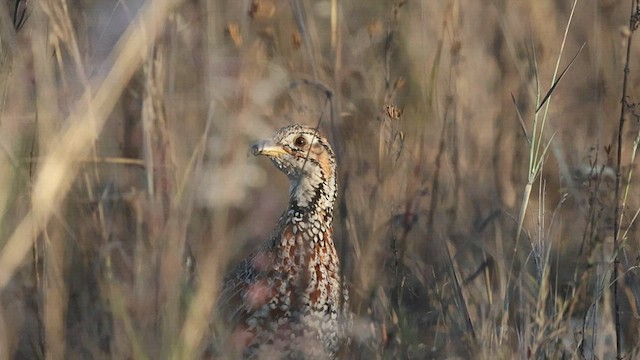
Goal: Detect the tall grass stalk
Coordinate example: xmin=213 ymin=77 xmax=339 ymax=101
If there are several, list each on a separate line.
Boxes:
xmin=504 ymin=0 xmax=578 ymax=339
xmin=515 ymin=0 xmax=578 ymax=248
xmin=613 ymin=2 xmax=639 ymax=358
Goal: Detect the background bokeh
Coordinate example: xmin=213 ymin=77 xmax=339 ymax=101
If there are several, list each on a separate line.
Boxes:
xmin=0 ymin=0 xmax=639 ymax=358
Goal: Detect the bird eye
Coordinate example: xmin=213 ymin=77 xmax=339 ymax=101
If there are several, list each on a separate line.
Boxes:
xmin=294 ymin=136 xmax=307 ymax=147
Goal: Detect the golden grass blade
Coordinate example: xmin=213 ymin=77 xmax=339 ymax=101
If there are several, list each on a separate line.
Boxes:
xmin=0 ymin=0 xmax=182 ymax=291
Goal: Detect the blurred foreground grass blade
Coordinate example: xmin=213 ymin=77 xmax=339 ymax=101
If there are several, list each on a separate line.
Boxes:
xmin=0 ymin=0 xmax=183 ymax=290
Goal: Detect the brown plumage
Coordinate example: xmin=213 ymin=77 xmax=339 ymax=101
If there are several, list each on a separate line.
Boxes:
xmin=219 ymin=125 xmax=349 ymax=359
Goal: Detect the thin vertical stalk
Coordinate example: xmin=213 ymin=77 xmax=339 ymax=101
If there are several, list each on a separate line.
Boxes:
xmin=613 ymin=2 xmax=638 ymax=358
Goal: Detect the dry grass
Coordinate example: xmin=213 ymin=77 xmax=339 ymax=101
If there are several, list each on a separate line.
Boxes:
xmin=0 ymin=0 xmax=640 ymax=359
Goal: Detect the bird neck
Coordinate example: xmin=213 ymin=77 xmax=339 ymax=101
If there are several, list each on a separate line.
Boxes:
xmin=288 ymin=171 xmax=337 ymax=225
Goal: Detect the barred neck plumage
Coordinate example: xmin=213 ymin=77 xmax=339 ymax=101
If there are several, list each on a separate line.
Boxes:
xmin=288 ymin=160 xmax=337 ymax=225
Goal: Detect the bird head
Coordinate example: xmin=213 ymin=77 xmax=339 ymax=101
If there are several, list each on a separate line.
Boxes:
xmin=251 ymin=125 xmax=337 ymax=210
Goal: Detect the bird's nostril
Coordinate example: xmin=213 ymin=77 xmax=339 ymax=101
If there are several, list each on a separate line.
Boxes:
xmin=251 ymin=144 xmax=261 ymax=156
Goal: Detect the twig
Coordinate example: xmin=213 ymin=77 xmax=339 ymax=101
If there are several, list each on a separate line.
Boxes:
xmin=613 ymin=1 xmax=639 ymax=359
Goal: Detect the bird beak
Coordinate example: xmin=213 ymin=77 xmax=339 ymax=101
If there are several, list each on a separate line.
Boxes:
xmin=251 ymin=139 xmax=288 ymax=157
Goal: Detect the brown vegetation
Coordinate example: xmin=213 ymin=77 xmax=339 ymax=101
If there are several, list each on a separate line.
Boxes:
xmin=0 ymin=0 xmax=639 ymax=358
